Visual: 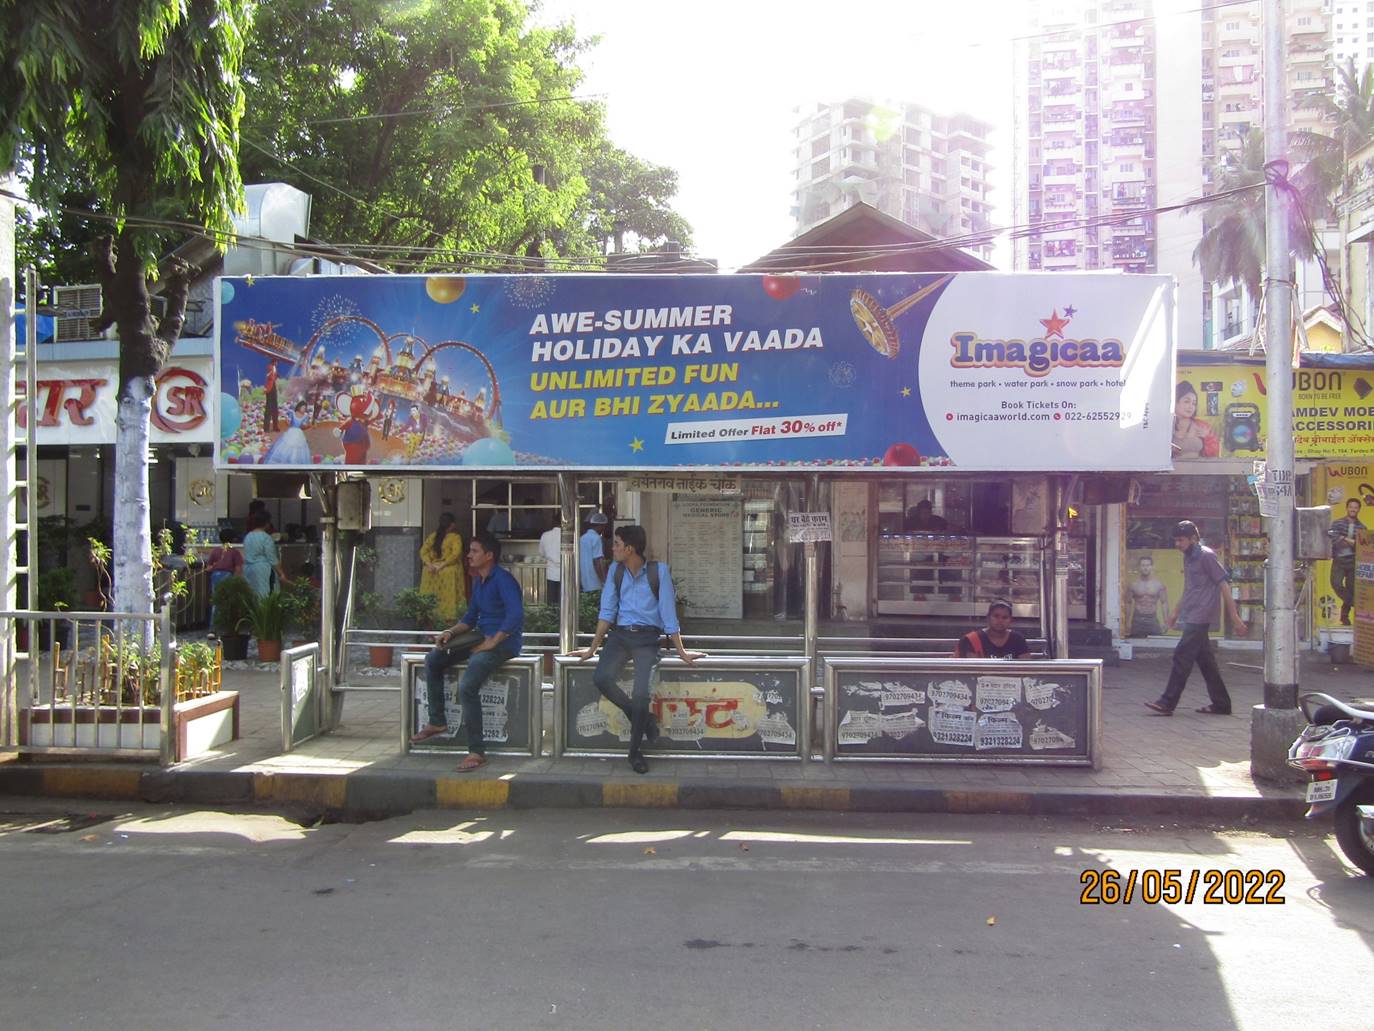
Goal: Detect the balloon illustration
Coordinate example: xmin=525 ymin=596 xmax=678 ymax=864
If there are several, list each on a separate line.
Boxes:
xmin=219 ymin=393 xmax=242 ymax=440
xmin=462 ymin=437 xmax=516 ymax=466
xmin=882 ymin=443 xmax=921 ymax=467
xmin=426 ymin=276 xmax=467 ymax=304
xmin=761 ymin=275 xmax=802 ymax=301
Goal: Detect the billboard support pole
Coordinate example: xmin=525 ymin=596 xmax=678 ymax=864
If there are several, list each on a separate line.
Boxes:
xmin=558 ymin=472 xmax=578 ymax=657
xmin=804 ymin=474 xmax=820 ymax=680
xmin=1252 ymin=0 xmax=1305 ymax=783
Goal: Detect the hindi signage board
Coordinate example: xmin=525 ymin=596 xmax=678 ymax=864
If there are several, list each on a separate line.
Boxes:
xmin=402 ymin=654 xmax=541 ymax=756
xmin=554 ymin=656 xmax=809 ymax=758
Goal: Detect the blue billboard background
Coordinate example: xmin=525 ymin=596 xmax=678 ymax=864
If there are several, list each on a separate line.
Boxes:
xmin=216 ymin=272 xmax=956 ymax=470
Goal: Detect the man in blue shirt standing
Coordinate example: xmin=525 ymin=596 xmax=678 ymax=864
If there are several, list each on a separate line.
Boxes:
xmin=572 ymin=524 xmax=705 ymax=773
xmin=1146 ymin=521 xmax=1248 ymax=716
xmin=579 ymin=511 xmax=609 ymax=593
xmin=411 ymin=531 xmax=523 ymax=770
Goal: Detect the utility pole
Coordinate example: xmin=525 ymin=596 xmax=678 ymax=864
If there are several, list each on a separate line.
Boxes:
xmin=1252 ymin=0 xmax=1304 ymax=781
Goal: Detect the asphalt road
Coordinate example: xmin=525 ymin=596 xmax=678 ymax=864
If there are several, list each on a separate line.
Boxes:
xmin=0 ymin=802 xmax=1369 ymax=1031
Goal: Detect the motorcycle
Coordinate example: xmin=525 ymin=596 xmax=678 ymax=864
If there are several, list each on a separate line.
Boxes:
xmin=1288 ymin=692 xmax=1374 ymax=876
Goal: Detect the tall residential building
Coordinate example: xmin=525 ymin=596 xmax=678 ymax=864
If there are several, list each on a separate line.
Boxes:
xmin=1332 ymin=0 xmax=1374 ymax=76
xmin=1013 ymin=0 xmax=1333 ymax=348
xmin=790 ymin=99 xmax=994 ymax=263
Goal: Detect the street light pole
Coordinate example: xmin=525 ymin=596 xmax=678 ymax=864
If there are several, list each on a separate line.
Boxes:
xmin=1252 ymin=0 xmax=1304 ymax=781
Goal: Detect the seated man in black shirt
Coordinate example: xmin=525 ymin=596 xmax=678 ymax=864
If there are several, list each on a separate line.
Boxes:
xmin=953 ymin=600 xmax=1031 ymax=659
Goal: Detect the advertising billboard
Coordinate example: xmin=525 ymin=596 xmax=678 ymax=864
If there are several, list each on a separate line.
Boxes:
xmin=215 ymin=272 xmax=1174 ymax=472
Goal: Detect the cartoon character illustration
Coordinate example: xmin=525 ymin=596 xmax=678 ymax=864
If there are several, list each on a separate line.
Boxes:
xmin=339 ymin=392 xmax=375 ymax=465
xmin=265 ymin=401 xmax=313 ymax=464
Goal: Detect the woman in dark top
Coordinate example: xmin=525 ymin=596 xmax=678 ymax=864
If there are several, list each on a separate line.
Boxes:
xmin=953 ymin=600 xmax=1031 ymax=659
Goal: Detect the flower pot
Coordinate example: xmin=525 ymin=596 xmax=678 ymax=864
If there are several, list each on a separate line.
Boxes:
xmin=290 ymin=638 xmax=316 ymax=650
xmin=368 ymin=645 xmax=395 ymax=668
xmin=257 ymin=639 xmax=283 ymax=663
xmin=220 ymin=634 xmax=250 ymax=661
xmin=82 ymin=590 xmax=103 ymax=610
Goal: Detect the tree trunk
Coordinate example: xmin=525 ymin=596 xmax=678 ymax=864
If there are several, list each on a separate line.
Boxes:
xmin=95 ymin=234 xmax=190 ymax=648
xmin=113 ymin=375 xmax=155 ymax=636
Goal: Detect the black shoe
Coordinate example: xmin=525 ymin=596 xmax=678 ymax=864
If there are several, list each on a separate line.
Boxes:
xmin=644 ymin=714 xmax=661 ymax=746
xmin=629 ymin=753 xmax=649 ymax=775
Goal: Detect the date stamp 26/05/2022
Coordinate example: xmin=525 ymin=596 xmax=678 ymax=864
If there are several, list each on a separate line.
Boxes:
xmin=1080 ymin=868 xmax=1285 ymax=905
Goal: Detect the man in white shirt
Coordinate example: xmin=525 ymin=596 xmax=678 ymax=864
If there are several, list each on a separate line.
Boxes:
xmin=581 ymin=512 xmax=609 ymax=593
xmin=539 ymin=513 xmax=563 ymax=605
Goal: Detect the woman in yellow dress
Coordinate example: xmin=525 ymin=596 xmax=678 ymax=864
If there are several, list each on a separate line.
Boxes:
xmin=419 ymin=512 xmax=466 ymax=624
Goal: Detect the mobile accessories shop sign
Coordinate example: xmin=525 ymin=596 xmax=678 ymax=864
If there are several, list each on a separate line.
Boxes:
xmin=215 ymin=272 xmax=1174 ymax=472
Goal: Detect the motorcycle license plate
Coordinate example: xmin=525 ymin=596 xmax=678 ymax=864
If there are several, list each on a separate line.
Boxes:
xmin=1306 ymin=780 xmax=1339 ymax=803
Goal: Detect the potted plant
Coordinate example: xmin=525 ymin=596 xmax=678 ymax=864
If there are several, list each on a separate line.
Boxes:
xmin=175 ymin=639 xmax=221 ymax=700
xmin=212 ymin=575 xmax=257 ymax=660
xmin=357 ymin=591 xmax=396 ymax=667
xmin=393 ymin=588 xmax=439 ymax=631
xmin=281 ymin=579 xmax=322 ymax=648
xmin=249 ymin=591 xmax=288 ymax=663
xmin=36 ymin=567 xmax=77 ymax=650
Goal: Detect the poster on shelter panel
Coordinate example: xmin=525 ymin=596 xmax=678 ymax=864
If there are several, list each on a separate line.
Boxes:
xmin=214 ymin=272 xmax=1174 ymax=472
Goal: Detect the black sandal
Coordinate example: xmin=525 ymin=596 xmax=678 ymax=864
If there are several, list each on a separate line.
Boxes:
xmin=1144 ymin=700 xmax=1173 ymax=715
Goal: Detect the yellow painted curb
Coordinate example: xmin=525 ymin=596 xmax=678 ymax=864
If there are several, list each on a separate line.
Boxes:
xmin=253 ymin=773 xmax=347 ymax=808
xmin=944 ymin=790 xmax=1033 ymax=814
xmin=602 ymin=782 xmax=678 ymax=808
xmin=43 ymin=767 xmax=143 ymax=800
xmin=435 ymin=777 xmax=509 ymax=809
xmin=779 ymin=785 xmax=850 ymax=810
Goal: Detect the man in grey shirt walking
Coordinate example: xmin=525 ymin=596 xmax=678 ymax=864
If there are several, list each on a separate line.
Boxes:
xmin=1145 ymin=521 xmax=1248 ymax=716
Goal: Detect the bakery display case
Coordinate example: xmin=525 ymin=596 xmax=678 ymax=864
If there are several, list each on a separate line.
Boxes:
xmin=973 ymin=537 xmax=1043 ymax=619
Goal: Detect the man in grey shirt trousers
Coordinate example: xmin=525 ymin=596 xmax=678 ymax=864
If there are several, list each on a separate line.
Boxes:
xmin=1145 ymin=520 xmax=1248 ymax=716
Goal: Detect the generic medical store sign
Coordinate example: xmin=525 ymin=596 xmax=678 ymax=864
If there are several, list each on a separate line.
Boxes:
xmin=215 ymin=272 xmax=1175 ymax=473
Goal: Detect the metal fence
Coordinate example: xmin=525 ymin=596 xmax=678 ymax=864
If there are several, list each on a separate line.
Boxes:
xmin=1 ymin=607 xmax=177 ymax=765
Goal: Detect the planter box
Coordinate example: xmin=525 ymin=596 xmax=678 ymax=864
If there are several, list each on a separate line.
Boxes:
xmin=20 ymin=691 xmax=240 ymax=760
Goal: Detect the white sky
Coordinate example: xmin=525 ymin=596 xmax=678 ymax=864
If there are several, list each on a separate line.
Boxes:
xmin=536 ymin=0 xmax=1024 ymax=270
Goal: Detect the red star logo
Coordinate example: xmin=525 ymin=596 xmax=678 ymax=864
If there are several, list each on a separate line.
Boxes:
xmin=1040 ymin=309 xmax=1070 ymax=338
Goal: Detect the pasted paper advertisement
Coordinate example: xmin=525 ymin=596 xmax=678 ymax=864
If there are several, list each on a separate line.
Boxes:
xmin=215 ymin=272 xmax=1173 ymax=472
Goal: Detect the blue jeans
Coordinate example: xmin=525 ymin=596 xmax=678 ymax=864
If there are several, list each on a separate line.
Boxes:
xmin=424 ymin=642 xmax=518 ymax=754
xmin=208 ymin=570 xmax=232 ymax=628
xmin=593 ymin=626 xmax=662 ymax=756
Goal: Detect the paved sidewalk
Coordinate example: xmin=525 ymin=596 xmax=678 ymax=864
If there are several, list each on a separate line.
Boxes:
xmin=3 ymin=648 xmax=1369 ymax=819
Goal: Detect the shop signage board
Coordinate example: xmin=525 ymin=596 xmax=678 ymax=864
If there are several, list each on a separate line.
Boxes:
xmin=554 ymin=656 xmax=810 ymax=758
xmin=1175 ymin=364 xmax=1374 ymax=462
xmin=215 ymin=273 xmax=1175 ymax=472
xmin=825 ymin=657 xmax=1101 ymax=766
xmin=402 ymin=654 xmax=541 ymax=755
xmin=626 ymin=473 xmax=741 ymax=495
xmin=17 ymin=356 xmax=215 ymax=445
xmin=786 ymin=511 xmax=833 ymax=543
xmin=1354 ymin=530 xmax=1374 ymax=666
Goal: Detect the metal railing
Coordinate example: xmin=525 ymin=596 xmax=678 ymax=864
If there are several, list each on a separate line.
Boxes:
xmin=1 ymin=606 xmax=177 ymax=765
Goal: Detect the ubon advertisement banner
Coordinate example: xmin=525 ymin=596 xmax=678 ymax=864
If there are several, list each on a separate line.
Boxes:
xmin=1174 ymin=364 xmax=1374 ymax=461
xmin=214 ymin=272 xmax=1174 ymax=472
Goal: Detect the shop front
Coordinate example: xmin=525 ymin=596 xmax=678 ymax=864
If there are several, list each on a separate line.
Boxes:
xmin=21 ymin=345 xmax=236 ymax=621
xmin=1119 ymin=354 xmax=1374 ymax=648
xmin=215 ymin=269 xmax=1176 ymax=659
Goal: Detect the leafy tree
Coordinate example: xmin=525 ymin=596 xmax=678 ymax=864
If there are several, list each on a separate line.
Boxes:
xmin=1 ymin=0 xmax=250 ymax=624
xmin=239 ymin=0 xmax=691 ymax=266
xmin=1192 ymin=128 xmax=1324 ymax=301
xmin=1291 ymin=57 xmax=1374 ymax=195
xmin=570 ymin=147 xmax=694 ymax=254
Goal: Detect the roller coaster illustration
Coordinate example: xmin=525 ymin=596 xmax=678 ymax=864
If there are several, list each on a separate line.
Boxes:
xmin=235 ymin=315 xmax=503 ymax=442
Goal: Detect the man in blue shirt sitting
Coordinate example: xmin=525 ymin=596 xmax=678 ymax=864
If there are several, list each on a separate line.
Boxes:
xmin=411 ymin=530 xmax=523 ymax=771
xmin=572 ymin=524 xmax=705 ymax=773
xmin=579 ymin=511 xmax=608 ymax=594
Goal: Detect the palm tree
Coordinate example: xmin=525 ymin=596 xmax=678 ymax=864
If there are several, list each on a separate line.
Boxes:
xmin=1291 ymin=57 xmax=1374 ymax=195
xmin=1192 ymin=128 xmax=1322 ymax=300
